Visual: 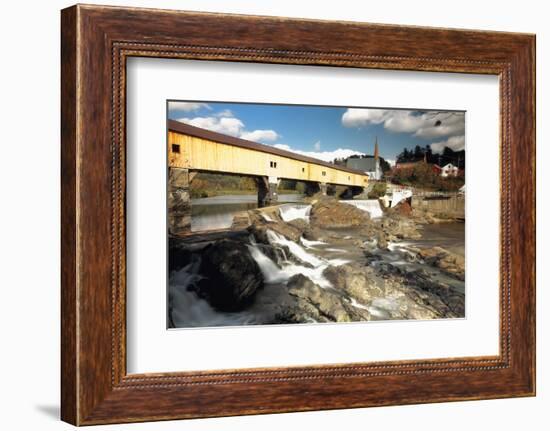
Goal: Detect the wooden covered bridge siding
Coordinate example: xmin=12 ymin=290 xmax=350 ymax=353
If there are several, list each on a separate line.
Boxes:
xmin=167 ymin=120 xmax=368 ymax=236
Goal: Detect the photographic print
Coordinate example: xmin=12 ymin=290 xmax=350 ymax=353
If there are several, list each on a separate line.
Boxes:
xmin=167 ymin=102 xmax=466 ymax=328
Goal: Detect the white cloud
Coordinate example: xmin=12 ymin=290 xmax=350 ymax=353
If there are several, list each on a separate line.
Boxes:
xmin=240 ymin=129 xmax=280 ymax=142
xmin=430 ymin=135 xmax=465 ymax=154
xmin=168 ymin=102 xmax=211 ymax=112
xmin=341 ymin=109 xmax=388 ymax=128
xmin=273 ymin=143 xmax=363 ymax=163
xmin=313 ymin=140 xmax=321 ymax=151
xmin=215 ymin=109 xmax=234 ymax=118
xmin=414 ymin=113 xmax=465 ymax=139
xmin=177 ymin=116 xmax=245 ymax=137
xmin=176 ymin=112 xmax=280 ymax=143
xmin=342 ymin=109 xmax=465 ymax=140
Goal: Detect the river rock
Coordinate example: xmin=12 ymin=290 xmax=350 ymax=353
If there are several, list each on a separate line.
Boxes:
xmin=287 ymin=218 xmax=309 ymax=232
xmin=383 ymin=268 xmax=464 ymax=318
xmin=309 ymin=197 xmax=371 ymax=229
xmin=287 ymin=274 xmax=352 ymax=322
xmin=196 ymin=239 xmax=263 ymax=311
xmin=323 ymin=264 xmax=385 ymax=304
xmin=302 ymin=226 xmax=326 ymax=242
xmin=417 ymin=247 xmax=465 ymax=280
xmin=373 ymin=279 xmax=447 ymax=320
xmin=376 ymin=231 xmax=388 ymax=249
xmin=379 ymin=216 xmax=422 ymax=240
xmin=248 ymin=217 xmax=304 ymax=243
xmin=387 ymin=200 xmax=413 ymax=217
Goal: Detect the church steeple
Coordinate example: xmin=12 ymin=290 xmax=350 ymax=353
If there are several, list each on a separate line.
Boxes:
xmin=374 ymin=136 xmax=379 ymax=161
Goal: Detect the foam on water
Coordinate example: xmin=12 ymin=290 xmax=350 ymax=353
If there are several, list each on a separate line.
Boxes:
xmin=246 ymin=244 xmax=287 ymax=283
xmin=266 ymin=229 xmax=324 ymax=267
xmin=169 ymin=259 xmax=261 ymax=327
xmin=246 ymin=229 xmax=351 ymax=289
xmin=300 ymin=237 xmax=327 ymax=248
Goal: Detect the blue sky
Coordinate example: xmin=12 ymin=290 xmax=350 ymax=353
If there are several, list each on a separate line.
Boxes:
xmin=167 ymin=101 xmax=465 ymax=164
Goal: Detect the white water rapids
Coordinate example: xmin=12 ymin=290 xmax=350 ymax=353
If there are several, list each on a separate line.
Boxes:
xmin=169 ymin=222 xmax=466 ymax=328
xmin=169 ymin=195 xmax=465 ymax=328
xmin=278 ymin=204 xmax=311 ymax=222
xmin=342 ymin=199 xmax=384 ymax=218
xmin=169 ymin=230 xmax=352 ymax=327
xmin=248 ymin=230 xmax=349 ymax=289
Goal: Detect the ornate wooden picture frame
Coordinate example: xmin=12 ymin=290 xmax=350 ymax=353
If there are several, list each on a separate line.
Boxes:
xmin=61 ymin=4 xmax=535 ymax=425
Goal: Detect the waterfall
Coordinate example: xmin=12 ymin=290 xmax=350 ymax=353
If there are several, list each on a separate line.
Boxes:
xmin=342 ymin=199 xmax=383 ymax=218
xmin=279 ymin=204 xmax=312 ymax=222
xmin=390 ymin=190 xmax=412 ymax=208
xmin=266 ymin=229 xmax=324 ymax=267
xmin=169 ymin=255 xmax=274 ymax=327
xmin=247 ymin=242 xmax=331 ymax=288
xmin=168 ymin=258 xmax=234 ymax=327
xmin=246 ymin=244 xmax=287 ymax=283
xmin=247 ymin=229 xmax=349 ymax=289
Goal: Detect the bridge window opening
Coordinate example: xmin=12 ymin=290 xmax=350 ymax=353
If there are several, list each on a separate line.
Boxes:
xmin=302 ymin=167 xmax=305 ymax=173
xmin=270 ymin=161 xmax=277 ymax=168
xmin=171 ymin=144 xmax=180 ymax=154
xmin=322 ymin=171 xmax=326 ymax=176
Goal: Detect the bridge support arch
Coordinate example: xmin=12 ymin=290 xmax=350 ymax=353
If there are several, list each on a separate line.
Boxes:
xmin=340 ymin=185 xmax=366 ymax=199
xmin=304 ymin=182 xmax=320 ymax=196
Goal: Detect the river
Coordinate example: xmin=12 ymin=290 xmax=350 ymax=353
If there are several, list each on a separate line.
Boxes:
xmin=169 ymin=195 xmax=465 ymax=328
xmin=191 ymin=193 xmax=305 ymax=232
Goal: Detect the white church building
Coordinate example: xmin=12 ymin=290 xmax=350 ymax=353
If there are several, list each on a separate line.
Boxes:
xmin=345 ymin=137 xmax=382 ymax=180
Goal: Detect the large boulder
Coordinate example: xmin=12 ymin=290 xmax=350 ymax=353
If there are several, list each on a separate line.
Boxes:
xmin=323 ymin=264 xmax=385 ymax=304
xmin=417 ymin=247 xmax=465 ymax=280
xmin=168 ymin=239 xmax=193 ymax=272
xmin=379 ymin=216 xmax=422 ymax=240
xmin=196 ymin=239 xmax=263 ymax=311
xmin=387 ymin=200 xmax=413 ymax=217
xmin=287 ymin=274 xmax=353 ymax=323
xmin=309 ymin=197 xmax=371 ymax=229
xmin=248 ymin=210 xmax=305 ymax=243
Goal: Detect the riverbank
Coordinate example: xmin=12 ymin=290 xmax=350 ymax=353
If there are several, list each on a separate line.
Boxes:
xmin=168 ymin=195 xmax=465 ymax=328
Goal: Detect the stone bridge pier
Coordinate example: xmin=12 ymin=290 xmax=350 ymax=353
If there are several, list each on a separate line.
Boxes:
xmin=168 ymin=167 xmax=196 ymax=237
xmin=257 ymin=176 xmax=279 ymax=207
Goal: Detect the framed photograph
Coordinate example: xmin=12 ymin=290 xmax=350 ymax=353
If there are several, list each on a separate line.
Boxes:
xmin=61 ymin=4 xmax=536 ymax=425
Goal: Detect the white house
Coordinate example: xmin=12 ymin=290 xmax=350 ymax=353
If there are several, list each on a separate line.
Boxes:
xmin=439 ymin=163 xmax=459 ymax=178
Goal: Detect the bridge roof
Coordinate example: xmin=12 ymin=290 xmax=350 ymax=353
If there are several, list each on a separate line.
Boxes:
xmin=168 ymin=120 xmax=367 ymax=177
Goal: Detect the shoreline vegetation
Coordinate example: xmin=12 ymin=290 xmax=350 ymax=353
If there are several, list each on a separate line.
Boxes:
xmin=168 ymin=192 xmax=465 ymax=328
xmin=190 ymin=167 xmax=465 ymax=200
xmin=391 ymin=163 xmax=464 ymax=192
xmin=190 ymin=172 xmax=364 ymax=199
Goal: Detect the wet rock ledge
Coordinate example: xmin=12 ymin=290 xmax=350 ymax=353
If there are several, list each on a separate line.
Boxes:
xmin=169 ymin=196 xmax=465 ymax=327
